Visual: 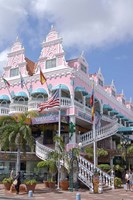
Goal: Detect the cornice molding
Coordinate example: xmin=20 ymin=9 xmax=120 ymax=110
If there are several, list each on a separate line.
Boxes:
xmin=8 ymin=49 xmax=25 ymax=57
xmin=42 ymin=38 xmax=62 ymax=47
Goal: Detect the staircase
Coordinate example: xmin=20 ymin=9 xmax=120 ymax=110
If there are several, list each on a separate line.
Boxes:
xmin=78 ymin=156 xmax=114 ymax=190
xmin=35 ymin=119 xmax=117 ymax=191
xmin=80 ymin=118 xmax=118 ymax=147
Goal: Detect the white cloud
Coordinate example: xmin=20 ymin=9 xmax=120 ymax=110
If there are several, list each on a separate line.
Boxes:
xmin=31 ymin=0 xmax=133 ymax=49
xmin=1 ymin=0 xmax=133 ymax=52
xmin=0 ymin=0 xmax=29 ymax=47
xmin=0 ymin=48 xmax=10 ymax=75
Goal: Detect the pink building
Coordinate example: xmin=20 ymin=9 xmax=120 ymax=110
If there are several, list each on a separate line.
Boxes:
xmin=0 ymin=26 xmax=133 ymax=189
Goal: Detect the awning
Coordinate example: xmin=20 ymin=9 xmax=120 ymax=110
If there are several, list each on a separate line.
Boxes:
xmin=103 ymin=104 xmax=112 ymax=111
xmin=31 ymin=88 xmax=47 ymax=95
xmin=110 ymin=109 xmax=118 ymax=114
xmin=75 ymin=86 xmax=88 ymax=96
xmin=15 ymin=92 xmax=28 ymax=98
xmin=116 ymin=113 xmax=124 ymax=118
xmin=0 ymin=95 xmax=10 ymax=101
xmin=86 ymin=94 xmax=91 ymax=98
xmin=118 ymin=127 xmax=133 ymax=133
xmin=52 ymin=84 xmax=69 ymax=91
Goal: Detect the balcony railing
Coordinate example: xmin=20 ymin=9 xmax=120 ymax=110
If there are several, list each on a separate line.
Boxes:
xmin=28 ymin=97 xmax=71 ymax=111
xmin=0 ymin=106 xmax=9 ymax=116
xmin=9 ymin=102 xmax=28 ymax=114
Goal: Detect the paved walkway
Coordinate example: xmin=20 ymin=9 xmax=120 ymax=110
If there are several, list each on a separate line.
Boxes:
xmin=0 ymin=184 xmax=133 ymax=200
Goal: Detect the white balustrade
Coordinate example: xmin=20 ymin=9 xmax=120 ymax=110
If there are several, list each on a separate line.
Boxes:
xmin=35 ymin=140 xmax=53 ymax=161
xmin=80 ymin=119 xmax=118 ymax=147
xmin=78 ymin=156 xmax=114 ymax=190
xmin=0 ymin=107 xmax=9 ymax=115
xmin=9 ymin=103 xmax=28 ymax=113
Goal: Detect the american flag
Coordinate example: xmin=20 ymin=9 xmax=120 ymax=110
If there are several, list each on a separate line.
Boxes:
xmin=38 ymin=90 xmax=60 ymax=112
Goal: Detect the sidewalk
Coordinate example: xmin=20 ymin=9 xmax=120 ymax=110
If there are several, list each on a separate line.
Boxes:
xmin=0 ymin=184 xmax=133 ymax=200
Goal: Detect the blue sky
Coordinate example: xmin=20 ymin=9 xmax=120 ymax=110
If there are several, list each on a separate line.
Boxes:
xmin=0 ymin=0 xmax=133 ymax=100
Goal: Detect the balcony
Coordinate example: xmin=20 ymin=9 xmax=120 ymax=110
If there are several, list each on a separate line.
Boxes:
xmin=9 ymin=101 xmax=28 ymax=114
xmin=28 ymin=97 xmax=71 ymax=111
xmin=0 ymin=105 xmax=9 ymax=116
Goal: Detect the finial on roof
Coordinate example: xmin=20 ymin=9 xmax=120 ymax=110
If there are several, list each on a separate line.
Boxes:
xmin=121 ymin=89 xmax=124 ymax=95
xmin=16 ymin=36 xmax=19 ymax=42
xmin=130 ymin=97 xmax=132 ymax=103
xmin=80 ymin=50 xmax=84 ymax=57
xmin=98 ymin=67 xmax=101 ymax=74
xmin=51 ymin=24 xmax=55 ymax=31
xmin=111 ymin=80 xmax=114 ymax=86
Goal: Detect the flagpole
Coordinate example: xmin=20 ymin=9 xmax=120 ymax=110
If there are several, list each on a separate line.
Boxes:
xmin=6 ymin=85 xmax=13 ymax=99
xmin=19 ymin=70 xmax=30 ymax=97
xmin=57 ymin=84 xmax=61 ymax=190
xmin=39 ymin=66 xmax=51 ymax=96
xmin=2 ymin=77 xmax=12 ymax=99
xmin=92 ymin=82 xmax=97 ymax=170
xmin=93 ymin=115 xmax=97 ymax=170
xmin=58 ymin=84 xmax=61 ymax=137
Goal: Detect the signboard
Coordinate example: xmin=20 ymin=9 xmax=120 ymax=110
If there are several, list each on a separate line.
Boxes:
xmin=32 ymin=114 xmax=69 ymax=125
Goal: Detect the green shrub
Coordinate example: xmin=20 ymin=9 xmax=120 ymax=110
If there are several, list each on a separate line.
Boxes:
xmin=114 ymin=177 xmax=122 ymax=188
xmin=24 ymin=179 xmax=37 ymax=185
xmin=2 ymin=177 xmax=13 ymax=184
xmin=97 ymin=164 xmax=111 ymax=172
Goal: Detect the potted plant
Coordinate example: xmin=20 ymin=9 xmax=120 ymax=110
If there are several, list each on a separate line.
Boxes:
xmin=2 ymin=177 xmax=13 ymax=190
xmin=37 ymin=159 xmax=57 ymax=189
xmin=24 ymin=179 xmax=37 ymax=193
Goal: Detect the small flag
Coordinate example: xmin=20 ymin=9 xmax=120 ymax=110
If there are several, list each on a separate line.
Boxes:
xmin=20 ymin=72 xmax=24 ymax=88
xmin=38 ymin=90 xmax=60 ymax=112
xmin=2 ymin=78 xmax=10 ymax=87
xmin=90 ymin=84 xmax=94 ymax=107
xmin=40 ymin=69 xmax=46 ymax=85
xmin=91 ymin=106 xmax=95 ymax=122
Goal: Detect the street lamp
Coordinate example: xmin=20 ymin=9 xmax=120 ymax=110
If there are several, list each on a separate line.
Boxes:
xmin=120 ymin=135 xmax=131 ymax=170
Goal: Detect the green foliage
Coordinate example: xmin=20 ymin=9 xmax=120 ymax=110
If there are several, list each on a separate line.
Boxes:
xmin=0 ymin=111 xmax=37 ymax=152
xmin=37 ymin=161 xmax=49 ymax=168
xmin=114 ymin=177 xmax=122 ymax=188
xmin=24 ymin=179 xmax=37 ymax=185
xmin=84 ymin=147 xmax=108 ymax=159
xmin=113 ymin=164 xmax=124 ymax=172
xmin=97 ymin=148 xmax=108 ymax=157
xmin=37 ymin=159 xmax=57 ymax=182
xmin=2 ymin=177 xmax=13 ymax=184
xmin=0 ymin=111 xmax=38 ymax=173
xmin=69 ymin=122 xmax=76 ymax=133
xmin=84 ymin=147 xmax=93 ymax=158
xmin=97 ymin=164 xmax=111 ymax=172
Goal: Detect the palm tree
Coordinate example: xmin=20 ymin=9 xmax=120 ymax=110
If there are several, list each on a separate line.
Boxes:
xmin=0 ymin=111 xmax=37 ymax=174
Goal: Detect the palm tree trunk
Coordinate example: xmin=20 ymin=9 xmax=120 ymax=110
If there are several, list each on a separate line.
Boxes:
xmin=16 ymin=146 xmax=21 ymax=174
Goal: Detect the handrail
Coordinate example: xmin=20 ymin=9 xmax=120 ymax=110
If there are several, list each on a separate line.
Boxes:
xmin=80 ymin=119 xmax=118 ymax=147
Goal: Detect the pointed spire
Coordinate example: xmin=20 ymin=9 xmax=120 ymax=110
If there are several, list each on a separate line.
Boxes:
xmin=130 ymin=97 xmax=132 ymax=103
xmin=111 ymin=80 xmax=114 ymax=86
xmin=98 ymin=67 xmax=101 ymax=74
xmin=121 ymin=89 xmax=124 ymax=96
xmin=16 ymin=36 xmax=19 ymax=42
xmin=50 ymin=24 xmax=55 ymax=31
xmin=80 ymin=50 xmax=84 ymax=57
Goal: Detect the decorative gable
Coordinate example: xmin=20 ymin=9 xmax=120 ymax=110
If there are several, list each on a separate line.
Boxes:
xmin=4 ymin=37 xmax=27 ymax=78
xmin=38 ymin=25 xmax=67 ymax=71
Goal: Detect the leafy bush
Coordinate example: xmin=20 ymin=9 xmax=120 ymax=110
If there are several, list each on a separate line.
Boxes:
xmin=2 ymin=177 xmax=13 ymax=184
xmin=114 ymin=177 xmax=122 ymax=188
xmin=97 ymin=164 xmax=111 ymax=172
xmin=24 ymin=179 xmax=37 ymax=185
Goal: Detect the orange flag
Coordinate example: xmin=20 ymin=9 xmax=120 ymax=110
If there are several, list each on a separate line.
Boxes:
xmin=40 ymin=69 xmax=46 ymax=85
